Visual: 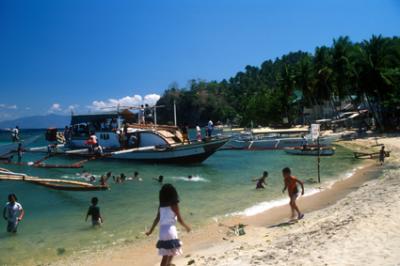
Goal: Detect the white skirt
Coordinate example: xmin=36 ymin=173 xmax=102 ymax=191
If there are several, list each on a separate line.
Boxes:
xmin=157 ymin=224 xmax=182 ymax=256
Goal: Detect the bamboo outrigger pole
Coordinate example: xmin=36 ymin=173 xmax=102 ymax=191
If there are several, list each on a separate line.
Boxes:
xmin=0 ymin=169 xmax=109 ymax=191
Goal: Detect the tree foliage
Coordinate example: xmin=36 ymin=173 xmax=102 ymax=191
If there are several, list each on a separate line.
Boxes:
xmin=157 ymin=35 xmax=400 ymax=130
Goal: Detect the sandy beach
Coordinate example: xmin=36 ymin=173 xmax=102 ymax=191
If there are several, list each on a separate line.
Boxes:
xmin=48 ymin=135 xmax=400 ymax=266
xmin=173 ymin=136 xmax=400 ymax=266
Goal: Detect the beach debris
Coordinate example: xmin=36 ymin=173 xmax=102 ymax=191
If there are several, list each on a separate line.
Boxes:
xmin=187 ymin=259 xmax=195 ymax=265
xmin=57 ymin=248 xmax=66 ymax=255
xmin=229 ymin=223 xmax=247 ymax=236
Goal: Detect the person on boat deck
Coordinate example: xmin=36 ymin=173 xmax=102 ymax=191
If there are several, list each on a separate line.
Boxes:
xmin=139 ymin=105 xmax=145 ymax=124
xmin=301 ymin=135 xmax=308 ymax=150
xmin=196 ymin=125 xmax=202 ymax=142
xmin=181 ymin=124 xmax=189 ymax=143
xmin=253 ymin=171 xmax=268 ymax=189
xmin=206 ymin=120 xmax=214 ymax=137
xmin=16 ymin=143 xmax=23 ymax=163
xmin=95 ymin=142 xmax=103 ymax=155
xmin=85 ymin=197 xmax=103 ymax=226
xmin=3 ymin=194 xmax=24 ymax=233
xmin=110 ymin=118 xmax=118 ymax=131
xmin=282 ymin=167 xmax=304 ymax=220
xmin=154 ymin=175 xmax=164 ymax=183
xmin=379 ymin=145 xmax=386 ymax=165
xmin=146 ymin=184 xmax=191 ymax=266
xmin=11 ymin=126 xmax=20 ymax=142
xmin=87 ymin=132 xmax=98 ymax=153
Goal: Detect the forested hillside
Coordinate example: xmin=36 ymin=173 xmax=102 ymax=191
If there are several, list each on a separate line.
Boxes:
xmin=156 ymin=35 xmax=400 ymax=131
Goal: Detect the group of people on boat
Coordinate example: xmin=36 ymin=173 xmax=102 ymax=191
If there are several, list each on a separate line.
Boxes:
xmin=179 ymin=120 xmax=215 ymax=144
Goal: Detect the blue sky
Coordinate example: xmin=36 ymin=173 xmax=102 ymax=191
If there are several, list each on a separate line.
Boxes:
xmin=0 ymin=0 xmax=399 ymax=121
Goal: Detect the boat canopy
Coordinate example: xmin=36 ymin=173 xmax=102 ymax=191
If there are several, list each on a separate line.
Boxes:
xmin=71 ymin=113 xmax=119 ymax=125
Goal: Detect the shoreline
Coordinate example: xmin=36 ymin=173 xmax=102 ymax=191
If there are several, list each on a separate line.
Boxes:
xmin=49 ymin=137 xmax=394 ymax=266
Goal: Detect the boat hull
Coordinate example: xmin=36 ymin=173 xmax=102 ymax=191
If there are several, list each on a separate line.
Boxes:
xmin=111 ymin=138 xmax=228 ymax=163
xmin=43 ymin=137 xmax=230 ymax=164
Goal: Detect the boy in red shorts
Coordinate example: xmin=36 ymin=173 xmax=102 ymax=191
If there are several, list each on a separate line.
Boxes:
xmin=282 ymin=167 xmax=304 ymax=220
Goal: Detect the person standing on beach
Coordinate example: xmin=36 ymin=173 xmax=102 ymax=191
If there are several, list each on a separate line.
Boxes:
xmin=282 ymin=167 xmax=304 ymax=220
xmin=3 ymin=194 xmax=24 ymax=233
xmin=379 ymin=145 xmax=385 ymax=165
xmin=146 ymin=184 xmax=191 ymax=266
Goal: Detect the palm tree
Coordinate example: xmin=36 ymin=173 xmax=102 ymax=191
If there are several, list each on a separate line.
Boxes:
xmin=358 ymin=35 xmax=394 ymax=130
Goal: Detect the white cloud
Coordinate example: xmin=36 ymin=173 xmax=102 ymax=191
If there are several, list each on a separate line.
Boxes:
xmin=49 ymin=103 xmax=62 ymax=113
xmin=88 ymin=94 xmax=160 ymax=111
xmin=144 ymin=94 xmax=161 ymax=105
xmin=66 ymin=104 xmax=79 ymax=113
xmin=0 ymin=104 xmax=18 ymax=110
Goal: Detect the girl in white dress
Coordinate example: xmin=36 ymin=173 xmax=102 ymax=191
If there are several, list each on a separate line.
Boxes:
xmin=146 ymin=184 xmax=191 ymax=266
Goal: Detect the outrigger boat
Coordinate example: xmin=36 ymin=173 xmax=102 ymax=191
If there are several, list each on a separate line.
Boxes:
xmin=222 ymin=127 xmax=333 ymax=150
xmin=284 ymin=146 xmax=336 ymax=156
xmin=0 ymin=168 xmax=108 ymax=191
xmin=29 ymin=110 xmax=229 ymax=164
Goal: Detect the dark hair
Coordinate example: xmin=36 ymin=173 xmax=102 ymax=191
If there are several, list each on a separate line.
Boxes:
xmin=134 ymin=171 xmax=139 ymax=176
xmin=91 ymin=197 xmax=98 ymax=205
xmin=8 ymin=193 xmax=17 ymax=202
xmin=282 ymin=167 xmax=291 ymax=174
xmin=159 ymin=184 xmax=179 ymax=207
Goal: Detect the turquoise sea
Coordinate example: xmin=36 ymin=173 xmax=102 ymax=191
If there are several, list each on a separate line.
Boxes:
xmin=0 ymin=130 xmax=360 ymax=265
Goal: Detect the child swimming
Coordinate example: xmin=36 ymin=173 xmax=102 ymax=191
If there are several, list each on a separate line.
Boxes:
xmin=85 ymin=197 xmax=103 ymax=226
xmin=153 ymin=175 xmax=164 ymax=183
xmin=253 ymin=171 xmax=268 ymax=189
xmin=146 ymin=184 xmax=191 ymax=266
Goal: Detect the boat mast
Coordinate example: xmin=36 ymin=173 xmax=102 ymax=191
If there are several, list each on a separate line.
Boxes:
xmin=173 ymin=100 xmax=177 ymax=126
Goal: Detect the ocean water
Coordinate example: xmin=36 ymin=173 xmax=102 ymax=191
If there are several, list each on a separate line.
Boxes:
xmin=0 ymin=130 xmax=360 ymax=265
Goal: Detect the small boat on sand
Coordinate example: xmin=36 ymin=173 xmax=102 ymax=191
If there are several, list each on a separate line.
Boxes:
xmin=284 ymin=146 xmax=335 ymax=156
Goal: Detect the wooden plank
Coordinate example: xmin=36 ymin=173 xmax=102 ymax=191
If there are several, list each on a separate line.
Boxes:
xmin=110 ymin=146 xmax=155 ymax=155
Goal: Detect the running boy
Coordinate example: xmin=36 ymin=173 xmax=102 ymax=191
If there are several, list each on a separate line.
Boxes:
xmin=85 ymin=197 xmax=103 ymax=226
xmin=3 ymin=194 xmax=24 ymax=233
xmin=282 ymin=167 xmax=304 ymax=220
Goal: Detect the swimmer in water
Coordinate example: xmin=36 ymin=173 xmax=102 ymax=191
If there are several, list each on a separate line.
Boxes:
xmin=153 ymin=175 xmax=164 ymax=183
xmin=100 ymin=172 xmax=112 ymax=186
xmin=252 ymin=171 xmax=268 ymax=189
xmin=187 ymin=175 xmax=192 ymax=180
xmin=120 ymin=173 xmax=126 ymax=183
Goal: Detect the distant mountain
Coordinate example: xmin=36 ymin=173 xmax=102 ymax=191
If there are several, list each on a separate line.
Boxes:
xmin=0 ymin=114 xmax=70 ymax=129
